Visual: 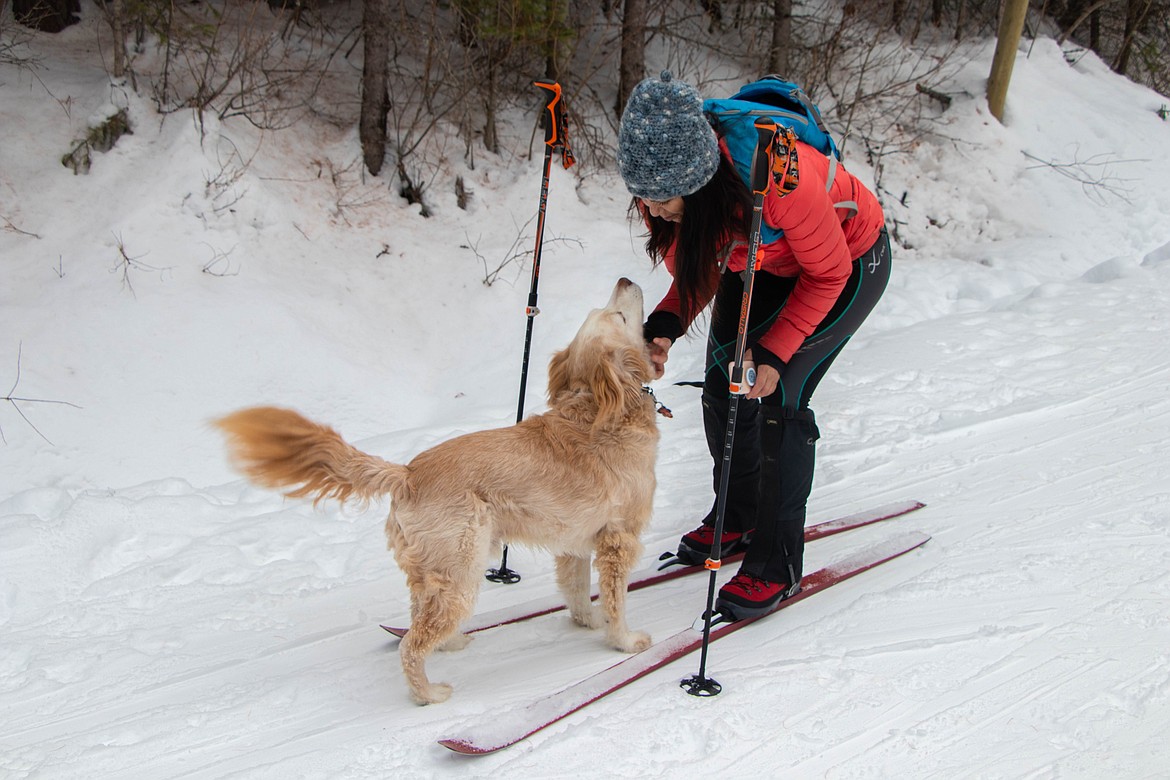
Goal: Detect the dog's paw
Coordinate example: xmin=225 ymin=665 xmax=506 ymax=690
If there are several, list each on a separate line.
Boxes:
xmin=437 ymin=632 xmax=472 ymax=652
xmin=411 ymin=682 xmax=454 ymax=705
xmin=569 ymin=606 xmax=606 ymax=630
xmin=611 ymin=630 xmax=652 ymax=653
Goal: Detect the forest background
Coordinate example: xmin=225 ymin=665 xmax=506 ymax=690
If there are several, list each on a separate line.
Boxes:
xmin=4 ymin=0 xmax=1168 ymax=215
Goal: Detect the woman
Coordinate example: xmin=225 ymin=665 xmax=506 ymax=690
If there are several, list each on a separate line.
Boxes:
xmin=617 ymin=72 xmax=891 ymax=619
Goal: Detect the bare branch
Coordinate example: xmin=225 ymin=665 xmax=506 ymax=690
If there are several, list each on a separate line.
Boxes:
xmin=111 ymin=232 xmax=170 ymax=296
xmin=2 ymin=215 xmax=42 ymax=239
xmin=201 ymin=242 xmax=240 ymax=277
xmin=1022 ymin=150 xmax=1143 ymax=206
xmin=2 ymin=343 xmax=82 ymax=446
xmin=468 ymin=217 xmax=584 ymax=287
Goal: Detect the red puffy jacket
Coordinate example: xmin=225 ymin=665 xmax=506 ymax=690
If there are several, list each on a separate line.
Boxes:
xmin=652 ymin=139 xmax=885 ymax=363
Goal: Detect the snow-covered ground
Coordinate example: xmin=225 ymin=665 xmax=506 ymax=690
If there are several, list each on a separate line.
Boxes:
xmin=3 ymin=12 xmax=1170 ymax=778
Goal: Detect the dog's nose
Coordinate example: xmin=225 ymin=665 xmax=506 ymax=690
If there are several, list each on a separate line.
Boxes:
xmin=617 ymin=277 xmax=632 ymax=289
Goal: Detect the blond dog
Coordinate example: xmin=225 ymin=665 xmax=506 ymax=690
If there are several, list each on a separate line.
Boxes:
xmin=216 ymin=278 xmax=659 ymax=704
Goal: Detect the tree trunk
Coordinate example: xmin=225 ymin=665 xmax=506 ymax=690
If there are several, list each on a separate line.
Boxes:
xmin=1056 ymin=0 xmax=1090 ymax=36
xmin=986 ymin=0 xmax=1030 ymax=122
xmin=544 ymin=0 xmax=573 ymax=83
xmin=483 ymin=55 xmax=499 ymax=155
xmin=616 ymin=0 xmax=647 ymax=118
xmin=1057 ymin=0 xmax=1109 ymax=49
xmin=111 ymin=0 xmax=126 ymax=79
xmin=767 ymin=0 xmax=793 ymax=76
xmin=453 ymin=0 xmax=477 ymax=48
xmin=890 ymin=0 xmax=905 ymax=32
xmin=1113 ymin=0 xmax=1153 ymax=75
xmin=360 ymin=0 xmax=391 ymax=176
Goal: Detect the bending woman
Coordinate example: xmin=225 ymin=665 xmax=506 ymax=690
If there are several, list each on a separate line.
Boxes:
xmin=617 ymin=72 xmax=892 ymax=619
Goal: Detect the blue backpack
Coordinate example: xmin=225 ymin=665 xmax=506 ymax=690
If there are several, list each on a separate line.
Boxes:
xmin=703 ymin=76 xmax=856 ymax=242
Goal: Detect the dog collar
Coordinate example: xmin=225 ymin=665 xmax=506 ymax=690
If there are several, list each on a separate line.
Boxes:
xmin=642 ymin=386 xmax=673 ymax=418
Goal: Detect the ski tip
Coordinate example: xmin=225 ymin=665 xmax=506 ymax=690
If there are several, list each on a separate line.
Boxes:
xmin=880 ymin=498 xmax=926 ymax=515
xmin=878 ymin=530 xmax=931 ymax=553
xmin=906 ymin=530 xmax=932 ymax=548
xmin=438 ymin=737 xmax=499 ymax=755
xmin=380 ymin=624 xmax=407 ymax=638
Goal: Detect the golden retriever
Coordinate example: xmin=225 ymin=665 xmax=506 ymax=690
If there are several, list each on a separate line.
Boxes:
xmin=216 ymin=278 xmax=659 ymax=704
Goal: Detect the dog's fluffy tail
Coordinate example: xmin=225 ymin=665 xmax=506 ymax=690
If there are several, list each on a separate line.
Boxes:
xmin=215 ymin=406 xmax=409 ymax=506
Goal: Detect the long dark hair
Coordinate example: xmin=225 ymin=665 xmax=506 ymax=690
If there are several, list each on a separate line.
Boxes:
xmin=634 ymin=154 xmax=753 ymax=325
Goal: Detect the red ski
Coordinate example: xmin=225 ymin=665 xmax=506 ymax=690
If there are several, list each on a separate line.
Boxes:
xmin=438 ymin=531 xmax=931 ymax=754
xmin=380 ymin=500 xmax=924 ymax=638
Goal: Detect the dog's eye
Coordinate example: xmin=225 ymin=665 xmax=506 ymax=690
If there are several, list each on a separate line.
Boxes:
xmin=613 ymin=312 xmax=627 ymax=324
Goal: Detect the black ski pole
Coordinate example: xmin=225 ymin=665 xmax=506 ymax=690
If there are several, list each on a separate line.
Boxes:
xmin=486 ymin=80 xmax=575 ymax=585
xmin=681 ymin=117 xmax=777 ymax=696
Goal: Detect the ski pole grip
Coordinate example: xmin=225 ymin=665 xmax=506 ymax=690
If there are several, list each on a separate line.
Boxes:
xmin=534 ymin=81 xmax=565 ymax=148
xmin=728 ymin=362 xmax=756 ymax=395
xmin=750 ymin=118 xmax=778 ymax=196
xmin=534 ymin=80 xmax=575 ymax=168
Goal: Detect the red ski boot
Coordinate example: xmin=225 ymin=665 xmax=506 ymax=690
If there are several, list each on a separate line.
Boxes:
xmin=676 ymin=525 xmax=753 ymax=566
xmin=715 ymin=572 xmax=800 ymax=620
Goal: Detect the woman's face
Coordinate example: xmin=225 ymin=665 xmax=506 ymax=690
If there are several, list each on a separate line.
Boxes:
xmin=641 ymin=196 xmax=684 ymax=223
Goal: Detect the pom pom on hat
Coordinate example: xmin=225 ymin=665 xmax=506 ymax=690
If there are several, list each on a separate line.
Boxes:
xmin=618 ymin=71 xmax=720 ymax=201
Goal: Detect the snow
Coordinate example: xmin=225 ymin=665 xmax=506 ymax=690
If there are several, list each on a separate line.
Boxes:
xmin=3 ymin=13 xmax=1170 ymax=778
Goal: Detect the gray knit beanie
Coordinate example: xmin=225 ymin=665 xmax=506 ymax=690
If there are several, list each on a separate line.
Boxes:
xmin=618 ymin=71 xmax=720 ymax=201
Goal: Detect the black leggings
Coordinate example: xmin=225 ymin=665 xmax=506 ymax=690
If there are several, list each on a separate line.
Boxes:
xmin=698 ymin=230 xmax=892 ymax=583
xmin=703 ymin=229 xmax=892 ymax=411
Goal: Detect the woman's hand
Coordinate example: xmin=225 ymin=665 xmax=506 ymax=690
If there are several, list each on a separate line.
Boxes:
xmin=743 ymin=348 xmax=779 ymax=400
xmin=647 ymin=337 xmax=672 ymax=379
xmin=745 ymin=364 xmax=780 ymax=399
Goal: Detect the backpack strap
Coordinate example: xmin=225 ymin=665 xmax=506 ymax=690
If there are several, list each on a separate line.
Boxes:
xmin=779 ymin=79 xmax=831 ymax=137
xmin=826 ymin=155 xmax=858 ymax=219
xmin=754 ymin=78 xmax=857 ymax=218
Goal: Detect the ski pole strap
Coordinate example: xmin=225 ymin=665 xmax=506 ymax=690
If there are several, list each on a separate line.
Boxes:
xmin=747 ymin=117 xmax=776 ymax=270
xmin=728 ymin=364 xmax=756 ymax=395
xmin=534 ymin=80 xmax=575 ymax=169
xmin=728 ymin=364 xmax=752 ymax=395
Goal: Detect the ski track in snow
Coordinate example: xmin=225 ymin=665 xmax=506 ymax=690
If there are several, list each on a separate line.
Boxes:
xmin=4 ymin=287 xmax=1169 ymax=776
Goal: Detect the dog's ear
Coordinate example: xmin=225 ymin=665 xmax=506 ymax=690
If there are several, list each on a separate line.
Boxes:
xmin=618 ymin=343 xmax=653 ymax=385
xmin=547 ymin=345 xmax=572 ymax=400
xmin=591 ymin=344 xmax=650 ymax=428
xmin=590 ymin=355 xmax=626 ymax=429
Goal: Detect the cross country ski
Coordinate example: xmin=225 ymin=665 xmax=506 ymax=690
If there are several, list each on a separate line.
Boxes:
xmin=438 ymin=531 xmax=931 ymax=754
xmin=380 ymin=500 xmax=924 ymax=638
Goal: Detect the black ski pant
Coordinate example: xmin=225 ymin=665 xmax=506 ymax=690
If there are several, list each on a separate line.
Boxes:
xmin=700 ymin=229 xmax=891 ymax=584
